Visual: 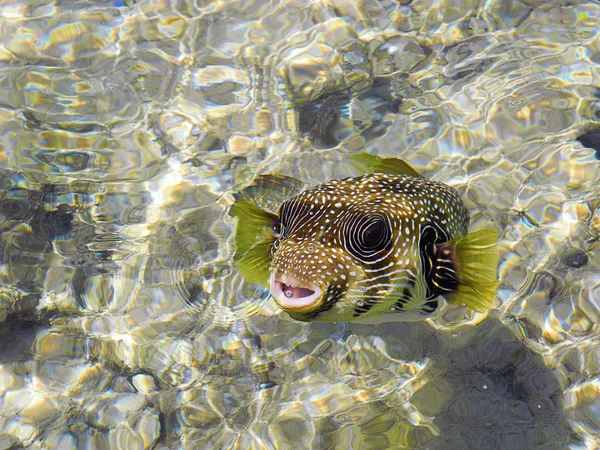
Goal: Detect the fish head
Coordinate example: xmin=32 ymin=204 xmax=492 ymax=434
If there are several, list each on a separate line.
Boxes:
xmin=269 ymin=176 xmax=422 ymax=322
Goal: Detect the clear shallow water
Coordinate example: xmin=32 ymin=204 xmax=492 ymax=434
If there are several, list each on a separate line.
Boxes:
xmin=0 ymin=0 xmax=599 ymax=448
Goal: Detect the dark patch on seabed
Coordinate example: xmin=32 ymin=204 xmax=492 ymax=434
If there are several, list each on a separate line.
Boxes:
xmin=0 ymin=313 xmax=50 ymax=363
xmin=560 ymin=247 xmax=589 ymax=269
xmin=0 ymin=173 xmax=86 ymax=363
xmin=346 ymin=316 xmax=579 ymax=450
xmin=576 ymin=128 xmax=600 ymax=160
xmin=298 ymin=78 xmax=401 ymax=149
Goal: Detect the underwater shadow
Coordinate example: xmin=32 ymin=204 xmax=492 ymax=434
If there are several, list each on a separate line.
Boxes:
xmin=0 ymin=174 xmax=66 ymax=363
xmin=345 ymin=315 xmax=578 ymax=450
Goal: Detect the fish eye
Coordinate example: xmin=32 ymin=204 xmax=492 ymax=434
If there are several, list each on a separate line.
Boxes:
xmin=273 ymin=220 xmax=281 ymax=235
xmin=360 ymin=219 xmax=388 ymax=249
xmin=344 ymin=214 xmax=392 ymax=260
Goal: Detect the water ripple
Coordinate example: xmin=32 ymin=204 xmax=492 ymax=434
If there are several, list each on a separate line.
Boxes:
xmin=0 ymin=0 xmax=599 ymax=448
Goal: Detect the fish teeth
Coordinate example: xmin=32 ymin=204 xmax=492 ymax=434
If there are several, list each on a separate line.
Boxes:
xmin=269 ymin=273 xmax=322 ymax=311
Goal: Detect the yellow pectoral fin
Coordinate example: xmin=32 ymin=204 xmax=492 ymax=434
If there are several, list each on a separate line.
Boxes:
xmin=236 ymin=240 xmax=273 ymax=287
xmin=358 ymin=281 xmax=427 ymax=320
xmin=445 ymin=229 xmax=499 ymax=313
xmin=230 ymin=200 xmax=278 ymax=250
xmin=388 ymin=278 xmax=428 ymax=313
xmin=230 ymin=199 xmax=278 ymax=286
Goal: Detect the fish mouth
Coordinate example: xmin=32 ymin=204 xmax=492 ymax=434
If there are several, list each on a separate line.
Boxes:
xmin=269 ymin=273 xmax=322 ymax=312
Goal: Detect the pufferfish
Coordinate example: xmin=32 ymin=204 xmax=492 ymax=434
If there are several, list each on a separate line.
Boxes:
xmin=230 ymin=153 xmax=499 ymax=323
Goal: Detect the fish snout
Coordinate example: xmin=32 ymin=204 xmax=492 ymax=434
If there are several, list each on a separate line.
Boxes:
xmin=269 ymin=273 xmax=323 ymax=312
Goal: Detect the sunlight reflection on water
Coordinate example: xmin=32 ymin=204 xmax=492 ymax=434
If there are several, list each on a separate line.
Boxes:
xmin=0 ymin=0 xmax=599 ymax=448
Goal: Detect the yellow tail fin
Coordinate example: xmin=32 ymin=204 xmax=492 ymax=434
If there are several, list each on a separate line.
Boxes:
xmin=445 ymin=229 xmax=499 ymax=312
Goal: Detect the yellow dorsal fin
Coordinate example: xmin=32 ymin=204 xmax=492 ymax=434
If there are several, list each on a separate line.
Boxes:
xmin=350 ymin=152 xmax=421 ymax=177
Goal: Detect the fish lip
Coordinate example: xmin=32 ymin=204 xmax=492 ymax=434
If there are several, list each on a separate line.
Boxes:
xmin=269 ymin=273 xmax=323 ymax=312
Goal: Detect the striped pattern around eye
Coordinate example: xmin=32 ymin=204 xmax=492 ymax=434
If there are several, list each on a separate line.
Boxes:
xmin=343 ymin=213 xmax=393 ymax=263
xmin=279 ymin=198 xmax=314 ymax=238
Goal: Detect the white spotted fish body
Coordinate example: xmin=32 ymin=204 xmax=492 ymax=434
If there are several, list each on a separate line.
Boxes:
xmin=231 ymin=155 xmax=499 ymax=323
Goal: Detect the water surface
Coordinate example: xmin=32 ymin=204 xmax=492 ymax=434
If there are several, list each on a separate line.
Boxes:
xmin=0 ymin=0 xmax=599 ymax=449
